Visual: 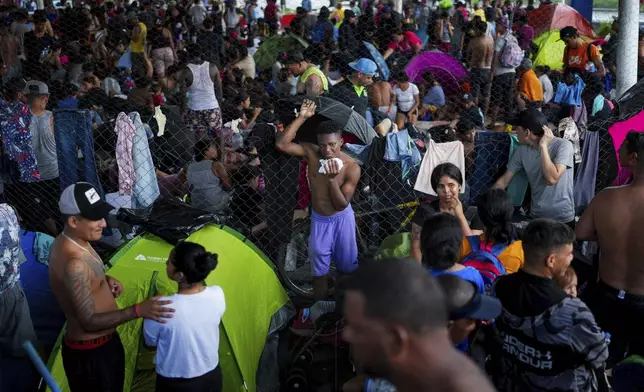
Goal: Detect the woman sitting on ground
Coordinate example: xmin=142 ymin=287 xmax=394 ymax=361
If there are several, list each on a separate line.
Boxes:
xmin=458 ymin=188 xmax=524 ymax=274
xmin=186 ymin=138 xmax=232 ymax=214
xmin=144 ymin=241 xmax=225 ymax=392
xmin=410 ymin=162 xmax=484 ymax=263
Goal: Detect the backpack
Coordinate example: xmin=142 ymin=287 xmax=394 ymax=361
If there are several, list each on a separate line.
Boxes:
xmin=461 ymin=235 xmax=508 ymax=294
xmin=499 ymin=32 xmax=524 ymax=68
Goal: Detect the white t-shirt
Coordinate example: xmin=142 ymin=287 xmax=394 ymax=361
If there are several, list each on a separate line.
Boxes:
xmin=393 ymin=83 xmax=419 ymax=112
xmin=143 ymin=286 xmax=226 ymax=378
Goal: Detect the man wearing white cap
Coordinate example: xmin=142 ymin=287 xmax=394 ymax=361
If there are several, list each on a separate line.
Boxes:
xmin=49 ymin=183 xmax=175 ymax=391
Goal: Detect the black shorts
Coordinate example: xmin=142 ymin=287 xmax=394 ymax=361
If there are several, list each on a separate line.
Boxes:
xmin=62 ymin=333 xmax=125 ymax=392
xmin=470 ymin=68 xmax=492 ymax=99
xmin=583 ymin=280 xmax=644 ymax=366
xmin=155 ymin=366 xmax=222 ymax=392
xmin=491 ymin=72 xmax=516 ymax=111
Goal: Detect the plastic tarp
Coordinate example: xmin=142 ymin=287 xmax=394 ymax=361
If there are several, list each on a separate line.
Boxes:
xmin=47 ymin=225 xmax=291 ymax=392
xmin=404 ymin=51 xmax=468 ymax=95
xmin=374 ymin=233 xmax=412 ymax=260
xmin=528 ymin=3 xmax=595 ymax=38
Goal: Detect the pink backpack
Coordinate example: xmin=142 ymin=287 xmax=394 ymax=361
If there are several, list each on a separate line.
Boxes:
xmin=500 ymin=33 xmax=524 ymax=68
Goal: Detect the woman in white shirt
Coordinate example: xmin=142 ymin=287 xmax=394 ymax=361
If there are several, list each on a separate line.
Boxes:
xmin=389 ymin=72 xmax=420 ymax=131
xmin=144 ymin=242 xmax=226 ymax=392
xmin=535 ymin=66 xmax=554 ymax=104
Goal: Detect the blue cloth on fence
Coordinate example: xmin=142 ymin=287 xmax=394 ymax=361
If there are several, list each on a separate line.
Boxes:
xmin=553 ymin=75 xmax=585 ymax=106
xmin=574 ymin=130 xmax=599 ymax=214
xmin=384 ymin=130 xmax=422 ymax=180
xmin=507 ymin=134 xmax=529 ymax=207
xmin=0 ymin=99 xmax=39 ymax=183
xmin=344 ymin=143 xmax=370 ymax=162
xmin=469 ymin=132 xmax=511 ymax=205
xmin=130 ymin=112 xmax=160 ymax=208
xmin=54 ymin=109 xmax=104 ymax=195
xmin=592 ymin=95 xmax=605 ymax=116
xmin=33 ymin=232 xmax=54 ymax=266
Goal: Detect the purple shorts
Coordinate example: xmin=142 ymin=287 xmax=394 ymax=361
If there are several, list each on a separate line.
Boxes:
xmin=309 ymin=205 xmax=358 ymax=277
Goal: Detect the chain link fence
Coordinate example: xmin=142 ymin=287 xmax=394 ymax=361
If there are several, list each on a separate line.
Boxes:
xmin=0 ymin=0 xmax=641 ymax=295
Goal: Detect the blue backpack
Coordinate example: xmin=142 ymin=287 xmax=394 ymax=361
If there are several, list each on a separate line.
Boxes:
xmin=461 ymin=236 xmax=508 ymax=294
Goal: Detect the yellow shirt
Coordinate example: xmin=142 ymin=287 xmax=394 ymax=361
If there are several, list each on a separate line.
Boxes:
xmin=298 ymin=66 xmax=329 ymax=91
xmin=459 ymin=236 xmax=524 ymax=274
xmin=331 ymin=9 xmax=344 ymax=27
xmin=130 ymin=22 xmax=147 ymax=53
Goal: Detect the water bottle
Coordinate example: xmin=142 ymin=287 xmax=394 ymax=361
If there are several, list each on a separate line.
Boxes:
xmin=365 ymin=378 xmax=397 ymax=392
xmin=301 ymin=301 xmax=336 ymax=323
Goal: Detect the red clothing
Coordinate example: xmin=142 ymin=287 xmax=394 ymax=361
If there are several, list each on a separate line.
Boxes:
xmin=388 ymin=31 xmax=422 ymax=53
xmin=265 ymin=3 xmax=278 ymax=20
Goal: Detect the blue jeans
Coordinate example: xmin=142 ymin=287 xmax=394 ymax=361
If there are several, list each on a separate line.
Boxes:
xmin=53 ymin=110 xmax=104 ymax=196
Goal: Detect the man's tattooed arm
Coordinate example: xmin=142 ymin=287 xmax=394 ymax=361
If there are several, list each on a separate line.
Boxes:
xmin=63 ymin=258 xmax=136 ymax=332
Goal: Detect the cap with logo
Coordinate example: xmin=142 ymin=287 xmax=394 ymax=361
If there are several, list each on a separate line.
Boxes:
xmin=59 ymin=182 xmax=115 ymax=221
xmin=559 ymin=26 xmax=578 ymax=41
xmin=348 ymin=58 xmax=378 ymax=77
xmin=24 ymin=80 xmax=49 ymax=96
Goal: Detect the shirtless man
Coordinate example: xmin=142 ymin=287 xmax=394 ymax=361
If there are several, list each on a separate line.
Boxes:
xmin=467 ymin=20 xmax=494 ymax=116
xmin=576 ymin=131 xmax=644 ymax=366
xmin=368 ymin=79 xmax=394 ymax=119
xmin=276 ymin=100 xmax=361 ymax=299
xmin=49 ymin=183 xmax=174 ymax=391
xmin=280 ymin=52 xmax=328 ymax=96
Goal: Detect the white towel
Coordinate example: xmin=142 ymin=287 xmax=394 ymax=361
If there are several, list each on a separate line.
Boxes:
xmin=318 ymin=158 xmax=344 ymax=174
xmin=414 ymin=139 xmax=466 ymax=196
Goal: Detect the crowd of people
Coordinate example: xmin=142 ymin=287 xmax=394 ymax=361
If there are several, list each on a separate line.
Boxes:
xmin=1 ymin=0 xmax=644 ymax=391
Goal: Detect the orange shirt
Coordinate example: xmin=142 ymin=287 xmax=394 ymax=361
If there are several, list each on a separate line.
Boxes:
xmin=517 ymin=69 xmax=544 ymax=103
xmin=458 ymin=235 xmax=525 ymax=274
xmin=563 ymin=42 xmax=600 ymax=72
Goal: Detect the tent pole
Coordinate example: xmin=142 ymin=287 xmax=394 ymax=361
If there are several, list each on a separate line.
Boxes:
xmin=616 ymin=0 xmax=640 ymax=98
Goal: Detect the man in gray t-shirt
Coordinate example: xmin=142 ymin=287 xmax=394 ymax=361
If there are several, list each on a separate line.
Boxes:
xmin=495 ymin=108 xmax=575 ymax=224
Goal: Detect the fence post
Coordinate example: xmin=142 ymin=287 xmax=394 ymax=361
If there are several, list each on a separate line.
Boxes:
xmin=616 ymin=0 xmax=640 ymax=98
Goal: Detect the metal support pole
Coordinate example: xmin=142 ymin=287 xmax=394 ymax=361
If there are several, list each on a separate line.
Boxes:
xmin=616 ymin=0 xmax=640 ymax=98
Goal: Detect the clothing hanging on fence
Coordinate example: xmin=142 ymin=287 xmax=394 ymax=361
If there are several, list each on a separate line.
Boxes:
xmin=0 ymin=99 xmax=39 ymax=183
xmin=154 ymin=106 xmax=167 ymax=136
xmin=115 ymin=112 xmax=137 ymax=195
xmin=574 ymin=129 xmax=599 ymax=214
xmin=414 ymin=139 xmax=465 ymax=196
xmin=553 ymin=75 xmax=585 ymax=107
xmin=507 ymin=135 xmax=529 ymax=207
xmin=468 ymin=132 xmax=511 ymax=205
xmin=571 ymin=101 xmax=587 ymax=130
xmin=129 ymin=112 xmax=160 ymax=208
xmin=53 ymin=109 xmax=104 ymax=195
xmin=384 ymin=129 xmax=422 ymax=180
xmin=559 ymin=117 xmax=582 ymax=164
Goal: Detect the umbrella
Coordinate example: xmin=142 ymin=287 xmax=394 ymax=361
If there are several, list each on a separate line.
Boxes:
xmin=404 ymin=51 xmax=468 ymax=95
xmin=253 ymin=33 xmax=309 ymax=70
xmin=360 ymin=41 xmax=390 ymax=81
xmin=276 ymin=96 xmax=379 ymax=145
xmin=528 ymin=3 xmax=595 ymax=38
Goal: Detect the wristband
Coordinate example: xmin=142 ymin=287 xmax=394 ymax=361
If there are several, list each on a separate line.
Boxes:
xmin=133 ymin=303 xmax=141 ymax=318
